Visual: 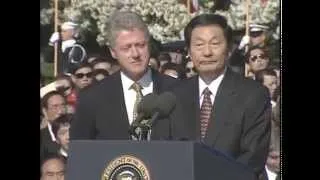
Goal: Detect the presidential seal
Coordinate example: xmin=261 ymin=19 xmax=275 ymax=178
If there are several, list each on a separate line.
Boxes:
xmin=101 ymin=155 xmax=151 ymax=180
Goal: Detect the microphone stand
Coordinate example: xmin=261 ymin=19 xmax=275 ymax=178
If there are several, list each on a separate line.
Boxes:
xmin=129 ymin=119 xmax=151 ymax=141
xmin=135 ymin=125 xmax=151 ymax=141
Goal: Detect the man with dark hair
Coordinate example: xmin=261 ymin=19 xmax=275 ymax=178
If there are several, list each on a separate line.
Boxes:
xmin=255 ymin=68 xmax=278 ymax=107
xmin=40 ymin=91 xmax=67 ymax=164
xmin=51 ymin=114 xmax=72 ymax=159
xmin=40 ymin=154 xmax=66 ymax=180
xmin=70 ymin=62 xmax=94 ymax=90
xmin=71 ymin=11 xmax=177 ymax=140
xmin=170 ymin=14 xmax=271 ymax=179
xmin=90 ymin=58 xmax=111 ymax=81
xmin=245 ymin=46 xmax=271 ymax=78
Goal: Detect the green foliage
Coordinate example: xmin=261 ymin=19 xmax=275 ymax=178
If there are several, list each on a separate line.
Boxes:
xmin=41 ymin=62 xmax=55 ymax=84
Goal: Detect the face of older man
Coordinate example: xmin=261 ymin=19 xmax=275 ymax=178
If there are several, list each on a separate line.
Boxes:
xmin=189 ymin=25 xmax=228 ymax=79
xmin=44 ymin=95 xmax=66 ymax=123
xmin=41 ymin=158 xmax=65 ymax=180
xmin=110 ymin=28 xmax=150 ymax=81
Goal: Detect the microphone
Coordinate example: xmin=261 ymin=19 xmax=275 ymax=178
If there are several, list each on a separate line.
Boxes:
xmin=146 ymin=92 xmax=177 ymax=128
xmin=129 ymin=93 xmax=158 ymax=137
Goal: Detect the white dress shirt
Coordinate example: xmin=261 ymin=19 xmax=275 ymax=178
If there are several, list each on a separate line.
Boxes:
xmin=198 ymin=69 xmax=226 ymax=107
xmin=59 ymin=148 xmax=68 ymax=158
xmin=121 ymin=69 xmax=153 ymax=125
xmin=47 ymin=123 xmax=56 ymax=142
xmin=265 ymin=165 xmax=278 ymax=180
xmin=61 ymin=39 xmax=76 ymax=52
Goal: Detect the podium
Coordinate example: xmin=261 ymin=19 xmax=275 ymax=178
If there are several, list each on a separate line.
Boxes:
xmin=66 ymin=140 xmax=257 ymax=180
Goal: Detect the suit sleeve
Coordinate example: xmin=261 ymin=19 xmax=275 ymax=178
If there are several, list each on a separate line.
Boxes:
xmin=228 ymin=48 xmax=246 ymax=77
xmin=237 ymin=86 xmax=271 ymax=176
xmin=70 ymin=91 xmax=96 ymax=140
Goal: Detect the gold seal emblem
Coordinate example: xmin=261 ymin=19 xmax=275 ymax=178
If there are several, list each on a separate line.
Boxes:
xmin=101 ymin=155 xmax=151 ymax=180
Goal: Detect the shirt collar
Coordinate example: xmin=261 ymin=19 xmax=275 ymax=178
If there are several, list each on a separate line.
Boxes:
xmin=62 ymin=39 xmax=76 ymax=52
xmin=265 ymin=165 xmax=278 ymax=180
xmin=121 ymin=68 xmax=152 ymax=90
xmin=47 ymin=123 xmax=56 ymax=142
xmin=59 ymin=148 xmax=68 ymax=157
xmin=198 ymin=68 xmax=226 ymax=97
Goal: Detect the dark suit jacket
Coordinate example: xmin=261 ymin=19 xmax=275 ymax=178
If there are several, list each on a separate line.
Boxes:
xmin=70 ymin=69 xmax=178 ymax=140
xmin=170 ymin=68 xmax=271 ymax=177
xmin=40 ymin=127 xmax=60 ymax=162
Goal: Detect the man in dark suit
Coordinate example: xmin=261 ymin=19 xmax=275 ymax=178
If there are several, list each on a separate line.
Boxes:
xmin=170 ymin=14 xmax=271 ymax=179
xmin=70 ymin=11 xmax=177 ymax=140
xmin=40 ymin=91 xmax=67 ymax=162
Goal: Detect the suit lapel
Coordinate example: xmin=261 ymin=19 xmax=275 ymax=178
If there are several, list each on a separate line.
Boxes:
xmin=187 ymin=77 xmax=201 ymax=140
xmin=151 ymin=69 xmax=161 ymax=94
xmin=204 ymin=69 xmax=238 ymax=145
xmin=108 ymin=72 xmax=130 ymax=129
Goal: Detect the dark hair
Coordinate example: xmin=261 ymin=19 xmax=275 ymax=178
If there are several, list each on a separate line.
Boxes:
xmin=93 ymin=69 xmax=109 ymax=77
xmin=40 ymin=154 xmax=66 ymax=177
xmin=70 ymin=62 xmax=92 ymax=75
xmin=91 ymin=58 xmax=113 ymax=69
xmin=41 ymin=91 xmax=65 ymax=109
xmin=160 ymin=62 xmax=186 ymax=79
xmin=245 ymin=45 xmax=269 ymax=63
xmin=255 ymin=68 xmax=277 ymax=84
xmin=51 ymin=114 xmax=73 ymax=138
xmin=184 ymin=14 xmax=233 ymax=50
xmin=158 ymin=52 xmax=172 ymax=63
xmin=150 ymin=36 xmax=161 ymax=58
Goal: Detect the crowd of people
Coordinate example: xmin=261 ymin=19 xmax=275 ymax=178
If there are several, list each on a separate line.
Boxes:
xmin=40 ymin=11 xmax=280 ymax=180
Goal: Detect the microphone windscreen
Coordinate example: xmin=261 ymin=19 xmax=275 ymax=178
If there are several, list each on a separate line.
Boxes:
xmin=137 ymin=93 xmax=158 ymax=117
xmin=156 ymin=92 xmax=177 ymax=117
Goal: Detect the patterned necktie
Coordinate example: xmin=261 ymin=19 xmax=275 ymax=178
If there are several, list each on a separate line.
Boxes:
xmin=199 ymin=87 xmax=213 ymax=139
xmin=131 ymin=82 xmax=143 ymax=122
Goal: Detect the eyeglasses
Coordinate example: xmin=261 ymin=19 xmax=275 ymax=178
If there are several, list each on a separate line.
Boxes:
xmin=74 ymin=72 xmax=93 ymax=79
xmin=249 ymin=54 xmax=267 ymax=62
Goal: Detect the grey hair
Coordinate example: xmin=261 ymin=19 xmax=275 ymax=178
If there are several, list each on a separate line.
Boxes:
xmin=106 ymin=11 xmax=150 ymax=48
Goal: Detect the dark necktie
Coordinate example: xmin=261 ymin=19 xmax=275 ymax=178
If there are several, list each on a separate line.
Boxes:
xmin=199 ymin=87 xmax=213 ymax=139
xmin=131 ymin=82 xmax=143 ymax=122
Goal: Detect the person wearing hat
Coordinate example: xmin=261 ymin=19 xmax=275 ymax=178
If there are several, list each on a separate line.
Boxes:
xmin=228 ymin=23 xmax=270 ymax=77
xmin=48 ymin=21 xmax=87 ymax=74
